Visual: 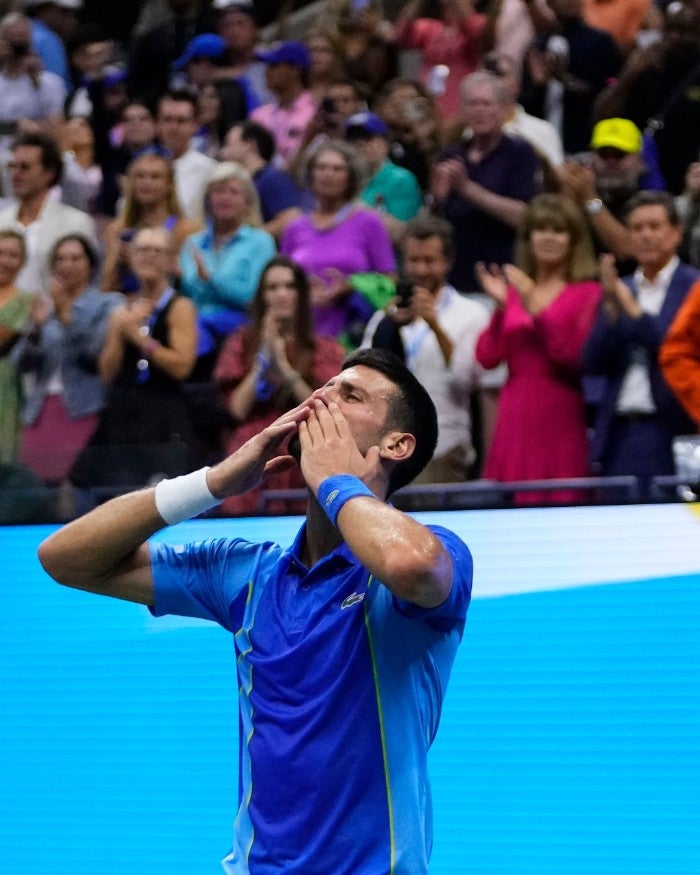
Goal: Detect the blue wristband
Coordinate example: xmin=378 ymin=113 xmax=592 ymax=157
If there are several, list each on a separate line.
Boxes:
xmin=316 ymin=474 xmax=375 ymax=527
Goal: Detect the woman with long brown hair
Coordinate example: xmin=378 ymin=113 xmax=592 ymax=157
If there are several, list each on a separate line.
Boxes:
xmin=475 ymin=193 xmax=602 ymax=504
xmin=214 ymin=255 xmax=345 ymax=515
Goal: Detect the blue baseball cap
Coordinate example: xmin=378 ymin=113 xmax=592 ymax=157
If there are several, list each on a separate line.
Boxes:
xmin=173 ymin=34 xmax=227 ymax=70
xmin=345 ymin=111 xmax=389 ymax=138
xmin=255 ymin=41 xmax=310 ymax=70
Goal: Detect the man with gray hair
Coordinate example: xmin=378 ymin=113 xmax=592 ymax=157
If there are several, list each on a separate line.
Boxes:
xmin=482 ymin=51 xmax=564 ymax=168
xmin=430 ymin=70 xmax=540 ymax=291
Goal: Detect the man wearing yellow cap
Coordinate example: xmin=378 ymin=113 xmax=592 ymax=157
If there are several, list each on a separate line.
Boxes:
xmin=558 ymin=117 xmax=662 ymax=264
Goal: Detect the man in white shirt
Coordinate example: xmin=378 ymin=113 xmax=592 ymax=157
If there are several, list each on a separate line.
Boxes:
xmin=363 ymin=215 xmax=494 ymax=484
xmin=0 ymin=132 xmax=96 ymax=294
xmin=156 ymin=90 xmax=216 ymax=221
xmin=583 ymin=191 xmax=699 ymax=498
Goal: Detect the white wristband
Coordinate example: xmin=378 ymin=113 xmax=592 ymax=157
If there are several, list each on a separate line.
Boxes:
xmin=154 ymin=467 xmax=220 ymax=525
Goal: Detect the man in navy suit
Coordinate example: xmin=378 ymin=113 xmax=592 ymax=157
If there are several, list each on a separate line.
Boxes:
xmin=583 ymin=191 xmax=699 ymax=500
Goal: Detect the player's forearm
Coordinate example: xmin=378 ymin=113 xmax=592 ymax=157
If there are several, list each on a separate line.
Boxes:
xmin=336 ymin=498 xmax=453 ymax=608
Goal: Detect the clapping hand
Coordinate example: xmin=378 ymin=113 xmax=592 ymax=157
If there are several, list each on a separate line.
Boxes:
xmin=48 ymin=277 xmax=73 ymax=325
xmin=475 ymin=262 xmax=508 ymax=307
xmin=410 ymin=286 xmax=438 ymax=326
xmin=29 ymin=294 xmax=51 ymax=328
xmin=110 ymin=297 xmax=154 ymax=345
xmin=310 ymin=268 xmax=349 ymax=307
xmin=503 ymin=264 xmax=536 ymax=308
xmin=189 ymin=243 xmax=211 ymax=283
xmin=599 ymin=253 xmax=642 ymax=320
xmin=557 ymin=160 xmax=597 ymax=206
xmin=260 ymin=310 xmax=289 ymax=376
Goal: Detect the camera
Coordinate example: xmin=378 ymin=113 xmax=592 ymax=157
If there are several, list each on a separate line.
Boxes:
xmin=395 ymin=280 xmax=414 ymax=308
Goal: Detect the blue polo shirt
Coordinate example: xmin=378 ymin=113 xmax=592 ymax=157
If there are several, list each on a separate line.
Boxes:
xmin=254 ymin=163 xmax=302 ymax=223
xmin=150 ymin=522 xmax=472 ymax=874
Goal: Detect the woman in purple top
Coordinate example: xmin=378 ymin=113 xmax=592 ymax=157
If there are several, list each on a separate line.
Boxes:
xmin=281 ymin=140 xmax=396 ymax=348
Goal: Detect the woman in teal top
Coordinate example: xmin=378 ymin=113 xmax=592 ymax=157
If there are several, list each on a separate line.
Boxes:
xmin=179 ymin=162 xmax=276 ymax=370
xmin=0 ymin=230 xmax=33 ymax=464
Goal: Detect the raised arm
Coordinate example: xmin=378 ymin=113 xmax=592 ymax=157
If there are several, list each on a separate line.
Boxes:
xmin=38 ymin=403 xmax=313 ymax=604
xmin=299 ymin=399 xmax=453 ymax=608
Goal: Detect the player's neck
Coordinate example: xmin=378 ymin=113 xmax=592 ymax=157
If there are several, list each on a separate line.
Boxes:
xmin=302 ymin=495 xmax=343 ymax=568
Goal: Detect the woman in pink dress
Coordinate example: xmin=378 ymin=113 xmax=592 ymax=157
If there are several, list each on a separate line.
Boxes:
xmin=214 ymin=256 xmax=345 ymax=516
xmin=475 ymin=194 xmax=602 ymax=505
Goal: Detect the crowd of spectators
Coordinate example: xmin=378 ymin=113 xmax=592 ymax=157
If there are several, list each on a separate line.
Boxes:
xmin=0 ymin=0 xmax=699 ymax=521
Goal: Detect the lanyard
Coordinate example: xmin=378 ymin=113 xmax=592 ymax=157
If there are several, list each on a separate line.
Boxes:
xmin=403 ymin=286 xmax=453 ymax=366
xmin=136 ymin=287 xmax=175 ymax=383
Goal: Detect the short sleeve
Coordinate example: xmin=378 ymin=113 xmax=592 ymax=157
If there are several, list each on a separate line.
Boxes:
xmin=392 ymin=525 xmax=472 ymax=633
xmin=149 ymin=537 xmax=275 ymax=631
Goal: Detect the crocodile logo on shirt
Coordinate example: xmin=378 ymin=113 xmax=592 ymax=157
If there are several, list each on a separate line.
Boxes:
xmin=341 ymin=592 xmax=365 ymax=609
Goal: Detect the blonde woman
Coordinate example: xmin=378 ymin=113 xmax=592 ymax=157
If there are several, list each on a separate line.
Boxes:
xmin=100 ymin=149 xmax=200 ymax=293
xmin=179 ymin=161 xmax=276 ymax=365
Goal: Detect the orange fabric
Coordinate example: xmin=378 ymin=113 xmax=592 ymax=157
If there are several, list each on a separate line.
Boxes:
xmin=582 ymin=0 xmax=650 ymax=48
xmin=659 ymin=280 xmax=700 ymax=426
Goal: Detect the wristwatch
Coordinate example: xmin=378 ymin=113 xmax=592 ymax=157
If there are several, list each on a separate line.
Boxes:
xmin=584 ymin=197 xmax=604 ymax=216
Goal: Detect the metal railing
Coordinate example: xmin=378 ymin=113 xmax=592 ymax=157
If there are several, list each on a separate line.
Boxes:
xmin=1 ymin=471 xmax=695 ymax=525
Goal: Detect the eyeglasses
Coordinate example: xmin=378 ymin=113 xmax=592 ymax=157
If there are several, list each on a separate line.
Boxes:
xmin=8 ymin=161 xmax=36 ymax=171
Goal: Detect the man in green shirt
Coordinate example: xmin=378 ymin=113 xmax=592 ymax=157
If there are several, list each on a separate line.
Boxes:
xmin=345 ymin=111 xmax=423 ymax=243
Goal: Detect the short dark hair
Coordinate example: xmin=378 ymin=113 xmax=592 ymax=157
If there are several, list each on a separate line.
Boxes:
xmin=50 ymin=233 xmax=100 ymax=278
xmin=65 ymin=23 xmax=108 ymax=57
xmin=402 ymin=215 xmax=455 ymax=263
xmin=328 ymin=76 xmax=366 ymax=102
xmin=239 ymin=121 xmax=276 ymax=163
xmin=157 ymin=89 xmax=198 ymax=117
xmin=624 ymin=190 xmax=681 ymax=225
xmin=11 ymin=132 xmax=63 ymax=188
xmin=341 ymin=348 xmax=438 ymax=494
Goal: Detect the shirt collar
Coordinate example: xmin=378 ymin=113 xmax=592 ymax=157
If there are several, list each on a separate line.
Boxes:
xmin=200 ymin=221 xmax=250 ymax=248
xmin=634 ymin=254 xmax=679 ymax=290
xmin=284 ymin=521 xmax=357 ymax=572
